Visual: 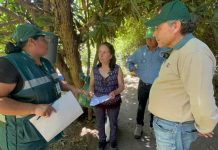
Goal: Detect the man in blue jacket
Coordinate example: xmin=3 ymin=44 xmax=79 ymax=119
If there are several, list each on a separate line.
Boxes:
xmin=127 ymin=27 xmax=165 ymax=139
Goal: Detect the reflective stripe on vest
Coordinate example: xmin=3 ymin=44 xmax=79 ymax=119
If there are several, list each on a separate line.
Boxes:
xmin=0 ymin=114 xmax=6 ymax=123
xmin=23 ymin=73 xmax=59 ymax=90
xmin=0 ymin=73 xmax=59 ymax=122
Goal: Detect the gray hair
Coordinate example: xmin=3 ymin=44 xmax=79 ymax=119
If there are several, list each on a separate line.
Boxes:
xmin=167 ymin=20 xmax=196 ymax=35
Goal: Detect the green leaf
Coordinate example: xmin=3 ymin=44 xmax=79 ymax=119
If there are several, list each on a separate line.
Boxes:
xmin=99 ymin=0 xmax=104 ymax=8
xmin=211 ymin=10 xmax=218 ymax=46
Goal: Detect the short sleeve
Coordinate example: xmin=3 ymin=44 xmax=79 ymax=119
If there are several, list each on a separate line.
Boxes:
xmin=0 ymin=57 xmax=23 ymax=92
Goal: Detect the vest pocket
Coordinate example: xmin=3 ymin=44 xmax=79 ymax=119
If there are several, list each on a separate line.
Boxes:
xmin=17 ymin=117 xmax=43 ymax=144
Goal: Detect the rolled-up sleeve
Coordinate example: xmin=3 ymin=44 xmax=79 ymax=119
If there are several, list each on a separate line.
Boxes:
xmin=180 ymin=51 xmax=218 ymax=133
xmin=126 ymin=49 xmax=139 ymax=71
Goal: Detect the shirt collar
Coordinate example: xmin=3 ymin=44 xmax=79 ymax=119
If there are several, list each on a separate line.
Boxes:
xmin=173 ymin=33 xmax=194 ymax=50
xmin=145 ymin=45 xmax=160 ymax=52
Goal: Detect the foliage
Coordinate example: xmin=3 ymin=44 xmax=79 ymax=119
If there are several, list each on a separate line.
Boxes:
xmin=113 ymin=17 xmax=146 ymax=73
xmin=113 ymin=0 xmax=218 ymax=64
xmin=0 ymin=0 xmax=217 ymax=86
xmin=186 ymin=0 xmax=218 ymax=54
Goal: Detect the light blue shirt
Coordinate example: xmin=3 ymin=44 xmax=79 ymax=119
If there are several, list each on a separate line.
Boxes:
xmin=126 ymin=45 xmax=165 ymax=84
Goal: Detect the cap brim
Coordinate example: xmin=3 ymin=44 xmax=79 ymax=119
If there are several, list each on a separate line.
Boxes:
xmin=37 ymin=31 xmax=54 ymax=37
xmin=145 ymin=15 xmax=165 ymax=27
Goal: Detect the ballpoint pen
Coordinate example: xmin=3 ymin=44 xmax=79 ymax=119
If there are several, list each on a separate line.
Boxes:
xmin=36 ymin=102 xmax=55 ymax=120
xmin=36 ymin=115 xmax=41 ymax=120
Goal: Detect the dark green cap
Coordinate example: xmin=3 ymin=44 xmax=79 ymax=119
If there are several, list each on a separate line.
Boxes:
xmin=145 ymin=27 xmax=155 ymax=39
xmin=12 ymin=24 xmax=50 ymax=43
xmin=145 ymin=0 xmax=191 ymax=27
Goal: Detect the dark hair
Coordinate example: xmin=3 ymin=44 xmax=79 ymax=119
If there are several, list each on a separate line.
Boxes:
xmin=97 ymin=42 xmax=116 ymax=71
xmin=5 ymin=35 xmax=42 ymax=54
xmin=180 ymin=21 xmax=196 ymax=35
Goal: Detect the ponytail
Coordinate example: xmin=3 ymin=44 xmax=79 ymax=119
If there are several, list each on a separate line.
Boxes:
xmin=5 ymin=42 xmax=22 ymax=54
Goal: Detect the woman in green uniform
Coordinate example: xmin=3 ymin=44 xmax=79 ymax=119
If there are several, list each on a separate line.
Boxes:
xmin=0 ymin=24 xmax=83 ymax=150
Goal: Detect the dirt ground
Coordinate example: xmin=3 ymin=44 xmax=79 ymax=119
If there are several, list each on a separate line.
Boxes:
xmin=48 ymin=113 xmax=97 ymax=150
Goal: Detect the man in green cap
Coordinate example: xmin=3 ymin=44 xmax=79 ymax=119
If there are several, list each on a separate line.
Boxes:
xmin=126 ymin=27 xmax=165 ymax=139
xmin=0 ymin=23 xmax=85 ymax=150
xmin=145 ymin=0 xmax=218 ymax=150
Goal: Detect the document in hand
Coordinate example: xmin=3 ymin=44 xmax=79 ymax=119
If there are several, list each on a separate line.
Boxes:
xmin=30 ymin=91 xmax=83 ymax=142
xmin=90 ymin=95 xmax=111 ymax=106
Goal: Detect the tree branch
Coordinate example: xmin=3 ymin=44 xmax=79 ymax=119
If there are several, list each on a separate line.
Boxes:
xmin=0 ymin=6 xmax=28 ymax=23
xmin=0 ymin=31 xmax=12 ymax=36
xmin=14 ymin=0 xmax=52 ymax=16
xmin=15 ymin=0 xmax=43 ymax=12
xmin=0 ymin=20 xmax=20 ymax=27
xmin=78 ymin=0 xmax=108 ymax=36
xmin=78 ymin=12 xmax=100 ymax=35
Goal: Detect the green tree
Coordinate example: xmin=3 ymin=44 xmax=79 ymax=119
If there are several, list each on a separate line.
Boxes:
xmin=0 ymin=0 xmax=217 ymax=88
xmin=0 ymin=0 xmax=150 ymax=86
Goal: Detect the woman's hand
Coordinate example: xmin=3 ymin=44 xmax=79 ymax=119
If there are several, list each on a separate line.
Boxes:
xmin=80 ymin=89 xmax=91 ymax=97
xmin=77 ymin=89 xmax=87 ymax=95
xmin=88 ymin=91 xmax=94 ymax=98
xmin=109 ymin=91 xmax=116 ymax=99
xmin=33 ymin=104 xmax=56 ymax=118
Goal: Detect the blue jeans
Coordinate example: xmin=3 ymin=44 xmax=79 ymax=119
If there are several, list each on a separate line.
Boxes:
xmin=153 ymin=117 xmax=198 ymax=150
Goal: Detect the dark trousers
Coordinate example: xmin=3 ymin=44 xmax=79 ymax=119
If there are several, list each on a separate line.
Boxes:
xmin=94 ymin=105 xmax=120 ymax=142
xmin=136 ymin=80 xmax=154 ymax=127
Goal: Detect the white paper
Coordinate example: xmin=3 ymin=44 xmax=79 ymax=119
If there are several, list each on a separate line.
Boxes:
xmin=30 ymin=91 xmax=83 ymax=142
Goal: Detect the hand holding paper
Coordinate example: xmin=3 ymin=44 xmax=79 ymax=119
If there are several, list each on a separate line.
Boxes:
xmin=34 ymin=104 xmax=56 ymax=119
xmin=90 ymin=95 xmax=111 ymax=106
xmin=30 ymin=92 xmax=83 ymax=142
xmin=109 ymin=91 xmax=116 ymax=99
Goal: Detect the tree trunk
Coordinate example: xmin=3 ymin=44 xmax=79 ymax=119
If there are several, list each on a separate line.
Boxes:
xmin=86 ymin=39 xmax=91 ymax=75
xmin=51 ymin=0 xmax=82 ymax=87
xmin=84 ymin=0 xmax=91 ymax=75
xmin=43 ymin=0 xmax=53 ymax=32
xmin=56 ymin=53 xmax=73 ymax=83
xmin=93 ymin=41 xmax=101 ymax=66
xmin=43 ymin=0 xmax=50 ymax=12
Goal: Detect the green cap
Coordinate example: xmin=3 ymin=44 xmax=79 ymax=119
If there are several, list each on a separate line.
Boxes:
xmin=145 ymin=0 xmax=191 ymax=27
xmin=12 ymin=24 xmax=50 ymax=43
xmin=145 ymin=27 xmax=155 ymax=39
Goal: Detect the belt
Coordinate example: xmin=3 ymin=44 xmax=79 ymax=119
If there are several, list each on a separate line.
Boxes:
xmin=154 ymin=116 xmax=194 ymax=125
xmin=139 ymin=80 xmax=152 ymax=86
xmin=142 ymin=82 xmax=152 ymax=86
xmin=145 ymin=83 xmax=152 ymax=86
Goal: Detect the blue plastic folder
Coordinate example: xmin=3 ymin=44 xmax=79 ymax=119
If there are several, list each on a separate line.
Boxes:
xmin=90 ymin=95 xmax=111 ymax=106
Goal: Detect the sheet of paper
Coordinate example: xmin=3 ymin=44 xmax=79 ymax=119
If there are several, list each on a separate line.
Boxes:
xmin=90 ymin=95 xmax=111 ymax=106
xmin=30 ymin=91 xmax=83 ymax=142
